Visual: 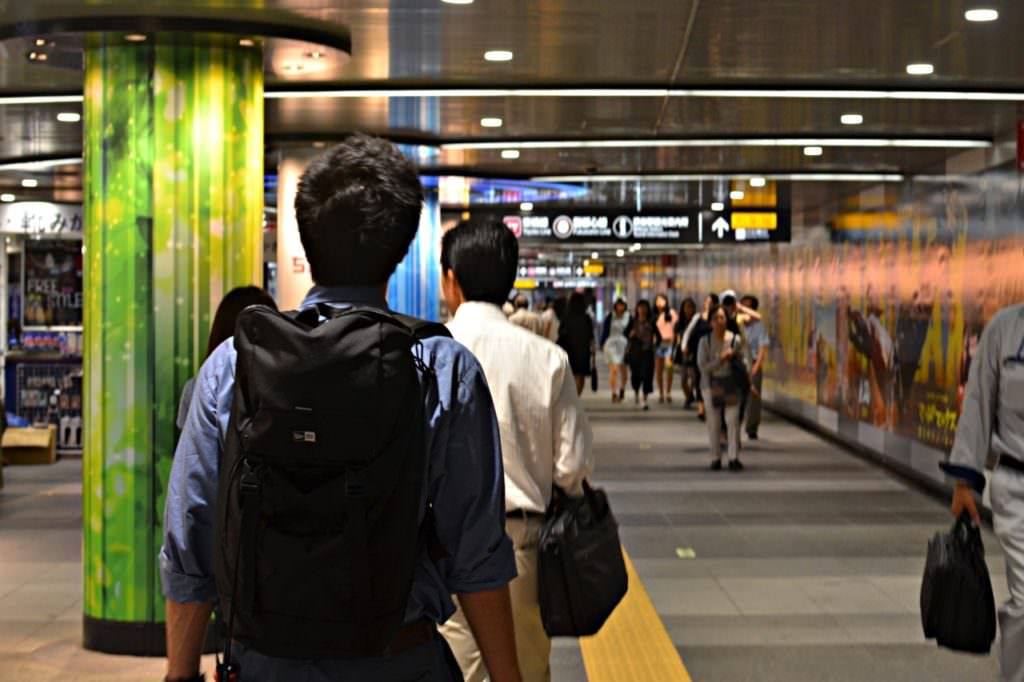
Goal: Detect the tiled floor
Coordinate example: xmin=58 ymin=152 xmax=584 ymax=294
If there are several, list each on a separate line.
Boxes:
xmin=0 ymin=390 xmax=1008 ymax=681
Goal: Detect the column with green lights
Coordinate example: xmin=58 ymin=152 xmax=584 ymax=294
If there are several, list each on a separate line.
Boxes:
xmin=81 ymin=34 xmax=263 ymax=654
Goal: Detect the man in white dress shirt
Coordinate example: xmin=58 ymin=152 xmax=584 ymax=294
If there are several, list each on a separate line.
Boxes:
xmin=439 ymin=219 xmax=594 ymax=682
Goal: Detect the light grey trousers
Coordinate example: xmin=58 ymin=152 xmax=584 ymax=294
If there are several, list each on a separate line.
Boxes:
xmin=992 ymin=465 xmax=1024 ymax=682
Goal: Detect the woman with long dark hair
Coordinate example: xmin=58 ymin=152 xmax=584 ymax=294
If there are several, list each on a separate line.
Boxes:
xmin=675 ymin=297 xmax=698 ymax=407
xmin=176 ymin=286 xmax=277 ymax=428
xmin=681 ymin=293 xmax=719 ymax=421
xmin=557 ymin=291 xmax=595 ymax=395
xmin=653 ymin=294 xmax=678 ymax=404
xmin=625 ymin=299 xmax=660 ymax=410
xmin=698 ymin=304 xmax=748 ymax=470
xmin=600 ymin=298 xmax=631 ymax=403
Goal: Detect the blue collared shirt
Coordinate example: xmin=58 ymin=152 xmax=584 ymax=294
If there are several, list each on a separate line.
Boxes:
xmin=160 ymin=286 xmax=517 ymax=629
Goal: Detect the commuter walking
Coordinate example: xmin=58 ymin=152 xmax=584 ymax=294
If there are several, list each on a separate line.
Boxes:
xmin=654 ymin=294 xmax=679 ymax=404
xmin=175 ymin=286 xmax=276 ymax=430
xmin=740 ymin=295 xmax=769 ymax=440
xmin=625 ymin=299 xmax=659 ymax=410
xmin=440 ymin=218 xmax=594 ymax=682
xmin=946 ymin=303 xmax=1024 ymax=682
xmin=540 ymin=296 xmax=562 ymax=343
xmin=675 ymin=297 xmax=698 ymax=408
xmin=682 ymin=294 xmax=718 ymax=421
xmin=160 ymin=135 xmax=521 ymax=682
xmin=509 ymin=293 xmax=545 ymax=336
xmin=601 ymin=298 xmax=631 ymax=403
xmin=698 ymin=304 xmax=748 ymax=470
xmin=558 ymin=292 xmax=596 ymax=395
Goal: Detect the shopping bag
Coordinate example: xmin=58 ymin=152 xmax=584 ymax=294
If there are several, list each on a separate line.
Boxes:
xmin=538 ymin=481 xmax=628 ymax=637
xmin=920 ymin=514 xmax=997 ymax=654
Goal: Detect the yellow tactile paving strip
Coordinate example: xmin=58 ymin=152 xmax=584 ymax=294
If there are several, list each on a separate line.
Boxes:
xmin=579 ymin=550 xmax=693 ymax=682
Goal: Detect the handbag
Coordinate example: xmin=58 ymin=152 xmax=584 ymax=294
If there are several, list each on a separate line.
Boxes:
xmin=538 ymin=481 xmax=628 ymax=637
xmin=710 ymin=335 xmax=748 ymax=407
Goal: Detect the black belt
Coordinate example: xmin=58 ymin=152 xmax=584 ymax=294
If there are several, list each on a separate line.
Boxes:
xmin=507 ymin=508 xmax=545 ymax=521
xmin=384 ymin=618 xmax=436 ymax=656
xmin=1000 ymin=454 xmax=1024 ymax=474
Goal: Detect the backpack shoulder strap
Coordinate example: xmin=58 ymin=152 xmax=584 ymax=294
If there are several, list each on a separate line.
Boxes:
xmin=390 ymin=313 xmax=452 ymax=341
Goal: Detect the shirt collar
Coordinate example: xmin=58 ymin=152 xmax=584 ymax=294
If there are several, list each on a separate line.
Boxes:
xmin=301 ymin=285 xmax=388 ymax=310
xmin=453 ymin=301 xmax=510 ymax=325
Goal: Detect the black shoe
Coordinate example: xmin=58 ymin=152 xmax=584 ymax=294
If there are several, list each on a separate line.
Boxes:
xmin=710 ymin=460 xmax=722 ymax=471
xmin=728 ymin=459 xmax=744 ymax=472
xmin=747 ymin=432 xmax=758 ymax=440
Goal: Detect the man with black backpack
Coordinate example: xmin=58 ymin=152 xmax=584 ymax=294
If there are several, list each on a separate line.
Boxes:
xmin=159 ymin=134 xmax=521 ymax=682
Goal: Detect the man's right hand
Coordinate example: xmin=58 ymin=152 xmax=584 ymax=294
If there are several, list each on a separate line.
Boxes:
xmin=951 ymin=481 xmax=981 ymax=523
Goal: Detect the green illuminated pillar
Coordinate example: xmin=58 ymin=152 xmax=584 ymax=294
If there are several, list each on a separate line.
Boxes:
xmin=82 ymin=34 xmax=263 ymax=653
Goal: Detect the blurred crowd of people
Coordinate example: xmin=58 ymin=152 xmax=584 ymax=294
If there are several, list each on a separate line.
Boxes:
xmin=499 ymin=287 xmax=771 ymax=470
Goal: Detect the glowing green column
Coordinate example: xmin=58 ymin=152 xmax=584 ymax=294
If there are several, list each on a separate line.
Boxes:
xmin=82 ymin=34 xmax=263 ymax=653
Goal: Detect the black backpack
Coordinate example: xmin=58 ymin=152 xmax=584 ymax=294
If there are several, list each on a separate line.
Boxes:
xmin=214 ymin=303 xmax=450 ymax=659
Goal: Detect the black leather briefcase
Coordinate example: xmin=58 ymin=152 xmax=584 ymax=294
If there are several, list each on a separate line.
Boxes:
xmin=538 ymin=481 xmax=628 ymax=637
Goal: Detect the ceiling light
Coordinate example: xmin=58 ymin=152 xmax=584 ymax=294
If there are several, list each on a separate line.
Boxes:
xmin=1 ymin=194 xmax=15 ymax=203
xmin=124 ymin=34 xmax=148 ymax=43
xmin=56 ymin=112 xmax=80 ymax=123
xmin=21 ymin=179 xmax=38 ymax=188
xmin=307 ymin=51 xmax=324 ymax=60
xmin=501 ymin=149 xmax=520 ymax=159
xmin=533 ymin=172 xmax=905 ymax=183
xmin=729 ymin=190 xmax=744 ymax=201
xmin=841 ymin=113 xmax=864 ymax=125
xmin=29 ymin=52 xmax=48 ymax=62
xmin=804 ymin=146 xmax=824 ymax=156
xmin=260 ymin=87 xmax=1024 ymax=103
xmin=34 ymin=38 xmax=46 ymax=47
xmin=906 ymin=63 xmax=934 ymax=76
xmin=520 ymin=202 xmax=534 ymax=211
xmin=484 ymin=50 xmax=514 ymax=62
xmin=711 ymin=202 xmax=725 ymax=211
xmin=616 ymin=249 xmax=625 ymax=258
xmin=480 ymin=117 xmax=503 ymax=128
xmin=591 ymin=251 xmax=599 ymax=259
xmin=239 ymin=38 xmax=255 ymax=47
xmin=443 ymin=137 xmax=989 ymax=151
xmin=749 ymin=177 xmax=766 ymax=187
xmin=965 ymin=8 xmax=999 ymax=22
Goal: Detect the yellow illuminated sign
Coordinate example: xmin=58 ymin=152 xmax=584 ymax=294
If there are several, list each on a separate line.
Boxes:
xmin=583 ymin=262 xmax=605 ymax=275
xmin=731 ymin=212 xmax=778 ymax=230
xmin=514 ymin=279 xmax=537 ymax=289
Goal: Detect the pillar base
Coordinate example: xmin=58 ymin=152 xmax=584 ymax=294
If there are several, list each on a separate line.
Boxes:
xmin=82 ymin=614 xmax=219 ymax=656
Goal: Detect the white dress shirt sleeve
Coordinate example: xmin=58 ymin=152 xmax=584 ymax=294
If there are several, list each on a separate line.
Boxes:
xmin=551 ymin=356 xmax=594 ymax=496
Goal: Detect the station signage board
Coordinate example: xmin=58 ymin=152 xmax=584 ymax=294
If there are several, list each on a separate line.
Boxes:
xmin=490 ymin=207 xmax=790 ymax=245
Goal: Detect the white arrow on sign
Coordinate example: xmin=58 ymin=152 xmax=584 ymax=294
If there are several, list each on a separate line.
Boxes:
xmin=711 ymin=216 xmax=731 ymax=239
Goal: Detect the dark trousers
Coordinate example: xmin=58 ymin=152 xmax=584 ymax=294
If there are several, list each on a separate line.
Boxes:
xmin=630 ymin=352 xmax=655 ymax=396
xmin=746 ymin=373 xmax=763 ymax=435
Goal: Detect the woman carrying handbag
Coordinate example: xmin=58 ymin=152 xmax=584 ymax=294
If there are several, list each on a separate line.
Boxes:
xmin=697 ymin=304 xmax=751 ymax=471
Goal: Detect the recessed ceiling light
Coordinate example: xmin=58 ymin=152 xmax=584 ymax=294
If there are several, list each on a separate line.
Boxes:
xmin=1 ymin=194 xmax=15 ymax=203
xmin=711 ymin=202 xmax=725 ymax=211
xmin=590 ymin=251 xmax=599 ymax=259
xmin=729 ymin=190 xmax=744 ymax=200
xmin=749 ymin=177 xmax=766 ymax=187
xmin=28 ymin=52 xmax=48 ymax=62
xmin=501 ymin=149 xmax=520 ymax=159
xmin=906 ymin=63 xmax=934 ymax=76
xmin=965 ymin=8 xmax=999 ymax=22
xmin=124 ymin=34 xmax=147 ymax=43
xmin=520 ymin=202 xmax=534 ymax=211
xmin=21 ymin=179 xmax=38 ymax=188
xmin=840 ymin=113 xmax=864 ymax=125
xmin=34 ymin=38 xmax=46 ymax=47
xmin=484 ymin=50 xmax=514 ymax=62
xmin=56 ymin=112 xmax=80 ymax=123
xmin=239 ymin=38 xmax=255 ymax=47
xmin=803 ymin=145 xmax=824 ymax=157
xmin=312 ymin=141 xmax=327 ymax=149
xmin=616 ymin=249 xmax=625 ymax=258
xmin=480 ymin=117 xmax=503 ymax=128
xmin=307 ymin=51 xmax=324 ymax=60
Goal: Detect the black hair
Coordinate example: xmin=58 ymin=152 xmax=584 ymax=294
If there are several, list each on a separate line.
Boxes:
xmin=679 ymin=297 xmax=697 ymax=323
xmin=206 ymin=286 xmax=277 ymax=359
xmin=742 ymin=294 xmax=760 ymax=311
xmin=552 ymin=297 xmax=567 ymax=320
xmin=440 ymin=218 xmax=519 ymax=306
xmin=567 ymin=291 xmax=587 ymax=317
xmin=635 ymin=299 xmax=652 ymax=320
xmin=722 ymin=294 xmax=737 ymax=307
xmin=295 ymin=133 xmax=424 ymax=286
xmin=655 ymin=293 xmax=673 ymax=323
xmin=708 ymin=293 xmax=720 ymax=305
xmin=613 ymin=297 xmax=628 ymax=312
